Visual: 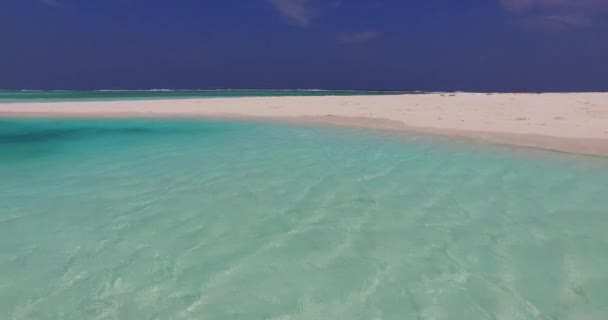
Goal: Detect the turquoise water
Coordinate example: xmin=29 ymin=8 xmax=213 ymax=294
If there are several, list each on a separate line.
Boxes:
xmin=0 ymin=90 xmax=407 ymax=103
xmin=1 ymin=119 xmax=607 ymax=319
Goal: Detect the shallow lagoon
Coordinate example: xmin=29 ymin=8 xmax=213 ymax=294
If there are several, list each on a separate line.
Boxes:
xmin=1 ymin=119 xmax=607 ymax=319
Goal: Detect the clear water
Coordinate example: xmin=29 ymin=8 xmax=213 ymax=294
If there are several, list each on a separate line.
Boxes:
xmin=1 ymin=119 xmax=607 ymax=319
xmin=0 ymin=90 xmax=407 ymax=103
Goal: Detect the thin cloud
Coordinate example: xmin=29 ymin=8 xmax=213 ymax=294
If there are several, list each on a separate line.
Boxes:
xmin=337 ymin=31 xmax=380 ymax=44
xmin=526 ymin=14 xmax=592 ymax=31
xmin=267 ymin=0 xmax=341 ymax=27
xmin=40 ymin=0 xmax=63 ymax=6
xmin=268 ymin=0 xmax=317 ymax=26
xmin=500 ymin=0 xmax=608 ymax=30
xmin=501 ymin=0 xmax=606 ymax=12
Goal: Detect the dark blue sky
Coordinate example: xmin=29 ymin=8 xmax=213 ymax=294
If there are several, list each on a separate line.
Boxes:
xmin=1 ymin=0 xmax=607 ymax=91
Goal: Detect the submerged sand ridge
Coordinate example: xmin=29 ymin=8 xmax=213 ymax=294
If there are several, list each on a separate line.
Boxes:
xmin=1 ymin=93 xmax=608 ymax=156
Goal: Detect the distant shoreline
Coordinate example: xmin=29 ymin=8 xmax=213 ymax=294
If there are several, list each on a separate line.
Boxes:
xmin=2 ymin=93 xmax=608 ymax=156
xmin=0 ymin=89 xmax=412 ymax=103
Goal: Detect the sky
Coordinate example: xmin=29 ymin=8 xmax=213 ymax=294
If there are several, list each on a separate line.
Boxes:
xmin=1 ymin=0 xmax=607 ymax=91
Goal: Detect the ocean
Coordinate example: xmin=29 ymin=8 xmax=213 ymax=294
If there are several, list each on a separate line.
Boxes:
xmin=0 ymin=90 xmax=408 ymax=103
xmin=1 ymin=118 xmax=607 ymax=319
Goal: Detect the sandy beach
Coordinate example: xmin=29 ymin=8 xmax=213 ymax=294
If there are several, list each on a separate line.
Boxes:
xmin=2 ymin=92 xmax=608 ymax=156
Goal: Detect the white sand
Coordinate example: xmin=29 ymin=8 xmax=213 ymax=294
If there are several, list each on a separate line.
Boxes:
xmin=1 ymin=93 xmax=608 ymax=156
